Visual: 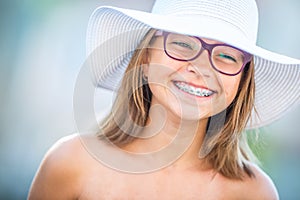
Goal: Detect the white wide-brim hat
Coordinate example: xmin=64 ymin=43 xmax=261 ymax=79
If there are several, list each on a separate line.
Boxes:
xmin=86 ymin=0 xmax=300 ymax=129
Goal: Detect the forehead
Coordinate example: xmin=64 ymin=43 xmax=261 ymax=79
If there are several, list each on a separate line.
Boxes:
xmin=201 ymin=37 xmax=224 ymax=45
xmin=182 ymin=35 xmax=225 ymax=45
xmin=167 ymin=31 xmax=225 ymax=45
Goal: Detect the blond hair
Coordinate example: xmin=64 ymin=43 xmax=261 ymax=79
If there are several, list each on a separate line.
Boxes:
xmin=98 ymin=29 xmax=256 ymax=179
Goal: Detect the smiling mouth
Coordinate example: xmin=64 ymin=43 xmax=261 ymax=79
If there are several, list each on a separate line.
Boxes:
xmin=173 ymin=81 xmax=215 ymax=97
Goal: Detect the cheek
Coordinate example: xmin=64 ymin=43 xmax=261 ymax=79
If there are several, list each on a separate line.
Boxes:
xmin=146 ymin=48 xmax=183 ymax=77
xmin=147 ymin=63 xmax=175 ymax=102
xmin=147 ymin=64 xmax=168 ymax=86
xmin=222 ymin=76 xmax=241 ymax=105
xmin=146 ymin=58 xmax=181 ymax=85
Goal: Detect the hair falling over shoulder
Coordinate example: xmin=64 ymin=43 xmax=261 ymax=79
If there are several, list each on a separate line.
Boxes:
xmin=97 ymin=29 xmax=257 ymax=180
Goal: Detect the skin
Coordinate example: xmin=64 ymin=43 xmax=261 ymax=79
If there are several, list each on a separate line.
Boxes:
xmin=145 ymin=37 xmax=240 ymax=122
xmin=28 ymin=36 xmax=279 ymax=200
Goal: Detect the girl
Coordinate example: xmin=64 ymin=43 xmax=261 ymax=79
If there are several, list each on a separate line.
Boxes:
xmin=28 ymin=0 xmax=300 ymax=199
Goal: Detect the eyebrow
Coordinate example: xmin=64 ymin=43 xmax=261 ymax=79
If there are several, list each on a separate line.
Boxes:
xmin=155 ymin=30 xmax=225 ymax=45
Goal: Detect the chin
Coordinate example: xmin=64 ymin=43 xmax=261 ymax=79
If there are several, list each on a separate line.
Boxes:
xmin=169 ymin=104 xmax=212 ymax=122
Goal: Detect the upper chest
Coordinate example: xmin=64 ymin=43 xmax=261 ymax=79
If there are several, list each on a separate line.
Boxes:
xmin=77 ymin=167 xmax=239 ymax=200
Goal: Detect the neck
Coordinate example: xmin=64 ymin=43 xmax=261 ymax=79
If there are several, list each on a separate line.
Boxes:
xmin=123 ymin=103 xmax=210 ymax=170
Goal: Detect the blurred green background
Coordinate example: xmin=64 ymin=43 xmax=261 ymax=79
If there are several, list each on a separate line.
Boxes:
xmin=0 ymin=0 xmax=299 ymax=199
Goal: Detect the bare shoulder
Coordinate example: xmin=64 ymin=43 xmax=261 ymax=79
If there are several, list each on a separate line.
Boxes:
xmin=238 ymin=162 xmax=279 ymax=200
xmin=28 ymin=133 xmax=89 ymax=200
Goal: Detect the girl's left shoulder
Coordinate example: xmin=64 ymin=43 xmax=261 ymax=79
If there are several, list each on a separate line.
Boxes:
xmin=237 ymin=162 xmax=279 ymax=200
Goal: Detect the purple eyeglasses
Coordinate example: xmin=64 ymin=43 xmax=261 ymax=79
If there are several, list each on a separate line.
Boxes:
xmin=154 ymin=30 xmax=252 ymax=76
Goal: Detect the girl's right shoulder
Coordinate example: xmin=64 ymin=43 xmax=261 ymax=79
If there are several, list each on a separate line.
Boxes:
xmin=44 ymin=133 xmax=106 ymax=165
xmin=46 ymin=133 xmax=83 ymax=160
xmin=28 ymin=133 xmax=99 ymax=200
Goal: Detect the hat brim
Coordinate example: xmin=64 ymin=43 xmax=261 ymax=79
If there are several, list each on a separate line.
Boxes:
xmin=86 ymin=6 xmax=300 ymax=129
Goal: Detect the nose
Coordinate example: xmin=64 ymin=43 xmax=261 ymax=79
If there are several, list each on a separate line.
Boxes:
xmin=186 ymin=49 xmax=214 ymax=77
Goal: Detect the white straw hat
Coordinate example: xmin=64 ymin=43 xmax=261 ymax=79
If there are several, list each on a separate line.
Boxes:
xmin=86 ymin=0 xmax=300 ymax=129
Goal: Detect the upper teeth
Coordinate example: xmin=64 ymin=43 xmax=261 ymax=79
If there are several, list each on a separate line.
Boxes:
xmin=174 ymin=81 xmax=214 ymax=97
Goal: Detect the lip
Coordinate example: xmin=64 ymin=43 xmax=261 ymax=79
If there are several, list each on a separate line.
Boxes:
xmin=172 ymin=80 xmax=217 ymax=98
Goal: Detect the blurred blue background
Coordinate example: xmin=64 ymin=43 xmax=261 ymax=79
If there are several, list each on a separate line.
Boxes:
xmin=0 ymin=0 xmax=299 ymax=199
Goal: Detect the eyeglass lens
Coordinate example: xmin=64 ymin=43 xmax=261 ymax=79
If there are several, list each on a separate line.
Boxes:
xmin=164 ymin=33 xmax=247 ymax=75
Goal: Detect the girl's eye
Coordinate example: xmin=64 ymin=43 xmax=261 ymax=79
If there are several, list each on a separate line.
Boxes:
xmin=172 ymin=41 xmax=193 ymax=50
xmin=218 ymin=53 xmax=237 ymax=62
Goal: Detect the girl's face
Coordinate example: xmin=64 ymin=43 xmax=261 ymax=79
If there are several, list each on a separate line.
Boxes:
xmin=143 ymin=34 xmax=243 ymax=121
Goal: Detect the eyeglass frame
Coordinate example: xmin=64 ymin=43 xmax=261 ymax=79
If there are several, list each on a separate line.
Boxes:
xmin=154 ymin=30 xmax=253 ymax=76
